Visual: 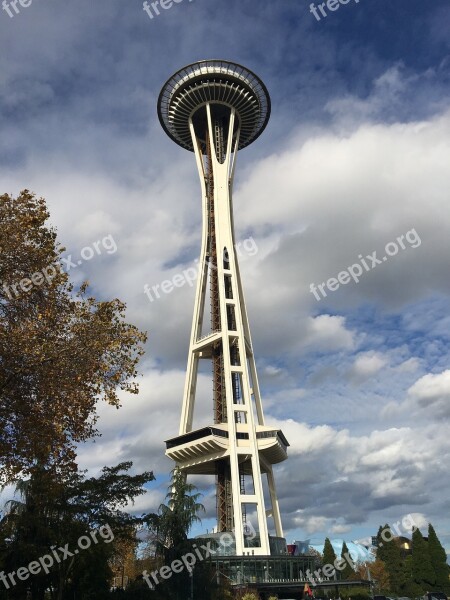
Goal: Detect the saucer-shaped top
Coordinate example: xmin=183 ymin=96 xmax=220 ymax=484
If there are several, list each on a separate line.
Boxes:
xmin=157 ymin=60 xmax=271 ymax=152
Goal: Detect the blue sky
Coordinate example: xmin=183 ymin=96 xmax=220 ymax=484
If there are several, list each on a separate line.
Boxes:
xmin=1 ymin=0 xmax=450 ymax=553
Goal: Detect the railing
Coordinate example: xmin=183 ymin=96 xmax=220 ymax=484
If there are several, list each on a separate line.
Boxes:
xmin=166 ymin=426 xmax=228 ymax=449
xmin=167 ymin=427 xmax=289 ymax=452
xmin=195 ymin=329 xmax=221 ymax=344
xmin=256 ymin=430 xmax=290 ymax=452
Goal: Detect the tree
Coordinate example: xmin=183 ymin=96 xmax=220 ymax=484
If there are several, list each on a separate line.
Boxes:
xmin=156 ymin=467 xmax=205 ymax=556
xmin=109 ymin=529 xmax=140 ymax=590
xmin=323 ymin=537 xmax=337 ymax=569
xmin=412 ymin=528 xmax=436 ymax=591
xmin=403 ymin=554 xmax=424 ymax=598
xmin=0 ymin=190 xmax=146 ymax=482
xmin=241 ymin=593 xmax=260 ymax=600
xmin=338 ymin=586 xmax=370 ymax=600
xmin=341 ymin=541 xmax=357 ymax=580
xmin=365 ymin=558 xmax=390 ymax=592
xmin=428 ymin=523 xmax=450 ymax=593
xmin=376 ymin=525 xmax=390 ymax=563
xmin=376 ymin=524 xmax=409 ymax=595
xmin=0 ymin=461 xmax=154 ymax=600
xmin=145 ymin=468 xmax=227 ymax=600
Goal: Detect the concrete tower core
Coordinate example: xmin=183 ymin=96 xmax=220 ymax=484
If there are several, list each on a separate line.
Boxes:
xmin=158 ymin=60 xmax=289 ymax=557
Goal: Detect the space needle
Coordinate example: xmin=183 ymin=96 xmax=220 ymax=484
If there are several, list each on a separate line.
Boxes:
xmin=158 ymin=60 xmax=288 ymax=557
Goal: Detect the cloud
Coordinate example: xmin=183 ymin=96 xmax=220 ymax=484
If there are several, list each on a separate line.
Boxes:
xmin=407 ymin=370 xmax=450 ymax=420
xmin=268 ymin=416 xmax=450 ymax=538
xmin=350 ymin=351 xmax=388 ymax=382
xmin=383 ymin=369 xmax=450 ymax=424
xmin=238 ymin=108 xmax=450 ymax=316
xmin=394 ymin=358 xmax=421 ymax=374
xmin=325 ymin=63 xmax=450 ymax=127
xmin=304 ymin=315 xmax=356 ymax=351
xmin=330 ymin=523 xmax=352 ymax=535
xmin=408 ymin=513 xmax=429 ymax=531
xmin=292 ymin=512 xmax=329 ymax=535
xmin=1 ymin=0 xmax=450 ymax=546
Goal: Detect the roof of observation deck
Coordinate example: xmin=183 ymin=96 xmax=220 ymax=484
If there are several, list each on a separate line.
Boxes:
xmin=157 ymin=60 xmax=271 ymax=152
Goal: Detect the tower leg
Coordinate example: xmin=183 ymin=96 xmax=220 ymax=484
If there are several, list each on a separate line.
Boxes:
xmin=166 ymin=100 xmax=287 ymax=557
xmin=267 ymin=465 xmax=284 ymax=538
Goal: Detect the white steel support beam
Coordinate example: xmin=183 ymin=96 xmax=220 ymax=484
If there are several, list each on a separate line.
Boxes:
xmin=162 ymin=83 xmax=287 ymax=557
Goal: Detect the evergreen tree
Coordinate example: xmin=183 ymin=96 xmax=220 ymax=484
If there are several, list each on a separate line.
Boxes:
xmin=412 ymin=528 xmax=436 ymax=591
xmin=376 ymin=524 xmax=391 ymax=563
xmin=150 ymin=469 xmax=224 ymax=600
xmin=376 ymin=524 xmax=409 ymax=595
xmin=157 ymin=467 xmax=205 ymax=556
xmin=0 ymin=462 xmax=153 ymax=600
xmin=428 ymin=524 xmax=450 ymax=592
xmin=341 ymin=541 xmax=357 ymax=580
xmin=403 ymin=554 xmax=424 ymax=599
xmin=323 ymin=538 xmax=337 ymax=569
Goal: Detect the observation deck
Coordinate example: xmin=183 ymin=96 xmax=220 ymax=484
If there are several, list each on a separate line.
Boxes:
xmin=165 ymin=425 xmax=289 ymax=475
xmin=157 ymin=59 xmax=271 ymax=152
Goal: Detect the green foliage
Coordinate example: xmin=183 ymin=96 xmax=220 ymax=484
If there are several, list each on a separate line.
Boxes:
xmin=338 ymin=523 xmax=449 ymax=600
xmin=341 ymin=541 xmax=357 ymax=580
xmin=70 ymin=542 xmax=113 ymax=600
xmin=376 ymin=524 xmax=409 ymax=595
xmin=412 ymin=528 xmax=436 ymax=591
xmin=338 ymin=587 xmax=370 ymax=600
xmin=323 ymin=537 xmax=337 ymax=568
xmin=428 ymin=523 xmax=450 ymax=592
xmin=141 ymin=469 xmax=228 ymax=600
xmin=401 ymin=555 xmax=424 ymax=598
xmin=113 ymin=578 xmax=166 ymax=599
xmin=156 ymin=467 xmax=205 ymax=556
xmin=0 ymin=462 xmax=153 ymax=600
xmin=376 ymin=524 xmax=390 ymax=562
xmin=241 ymin=593 xmax=260 ymax=600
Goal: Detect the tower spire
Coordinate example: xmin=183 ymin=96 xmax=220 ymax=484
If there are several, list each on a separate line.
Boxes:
xmin=158 ymin=60 xmax=288 ymax=556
